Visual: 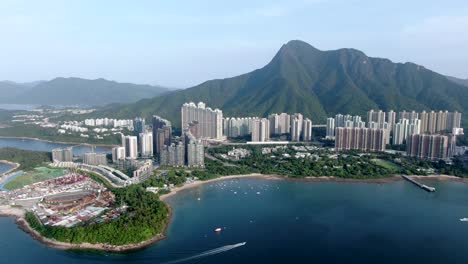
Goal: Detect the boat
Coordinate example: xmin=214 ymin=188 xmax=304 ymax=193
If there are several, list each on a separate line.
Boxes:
xmin=460 ymin=218 xmax=468 ymax=222
xmin=214 ymin=227 xmax=222 ymax=232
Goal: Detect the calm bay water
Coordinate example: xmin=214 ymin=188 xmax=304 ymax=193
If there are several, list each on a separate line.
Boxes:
xmin=1 ymin=178 xmax=468 ymax=264
xmin=0 ymin=138 xmax=111 ymax=155
xmin=0 ymin=162 xmax=13 ymax=174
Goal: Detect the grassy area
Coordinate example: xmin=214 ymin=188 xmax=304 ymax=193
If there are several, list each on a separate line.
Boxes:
xmin=372 ymin=159 xmax=400 ymax=173
xmin=3 ymin=167 xmax=66 ymax=190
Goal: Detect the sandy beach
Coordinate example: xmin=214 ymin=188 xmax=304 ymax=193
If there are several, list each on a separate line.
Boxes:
xmin=159 ymin=173 xmax=461 ymax=200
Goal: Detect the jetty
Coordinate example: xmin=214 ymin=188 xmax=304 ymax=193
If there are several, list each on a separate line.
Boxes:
xmin=401 ymin=175 xmax=436 ymax=192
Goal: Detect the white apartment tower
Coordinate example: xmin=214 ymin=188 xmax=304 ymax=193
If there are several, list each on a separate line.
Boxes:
xmin=124 ymin=135 xmax=138 ymax=159
xmin=302 ymin=118 xmax=313 ymax=141
xmin=251 ymin=118 xmax=270 ymax=142
xmin=181 ymin=102 xmax=223 ymax=140
xmin=290 ymin=113 xmax=303 ymax=141
xmin=139 ymin=131 xmax=153 ymax=158
xmin=326 ymin=118 xmax=335 ymax=139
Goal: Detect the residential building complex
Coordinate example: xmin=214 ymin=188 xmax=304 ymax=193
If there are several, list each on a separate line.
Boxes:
xmin=335 ymin=127 xmax=386 ymax=152
xmin=251 ymin=118 xmax=270 ymax=142
xmin=290 ymin=113 xmax=303 ymax=141
xmin=185 ymin=130 xmax=205 ymax=167
xmin=302 ymin=118 xmax=313 ymax=141
xmin=111 ymin=147 xmax=126 ymax=163
xmin=52 ymin=148 xmax=73 ymax=162
xmin=123 ymin=135 xmax=138 ymax=159
xmin=83 ymin=152 xmax=107 ymax=166
xmin=406 ymin=134 xmax=452 ymax=160
xmin=181 ymin=102 xmax=223 ymax=140
xmin=223 ymin=117 xmax=257 ymax=138
xmin=152 ymin=115 xmax=172 ymax=157
xmin=139 ymin=131 xmax=153 ymax=158
xmin=268 ymin=113 xmax=291 ymax=135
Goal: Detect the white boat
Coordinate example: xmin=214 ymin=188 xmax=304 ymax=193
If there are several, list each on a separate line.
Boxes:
xmin=460 ymin=218 xmax=468 ymax=222
xmin=214 ymin=227 xmax=222 ymax=232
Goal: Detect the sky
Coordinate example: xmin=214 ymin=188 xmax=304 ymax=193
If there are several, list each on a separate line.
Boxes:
xmin=1 ymin=0 xmax=467 ymax=88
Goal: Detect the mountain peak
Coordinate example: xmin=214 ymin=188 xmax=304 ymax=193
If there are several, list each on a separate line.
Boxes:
xmin=279 ymin=40 xmax=320 ymax=54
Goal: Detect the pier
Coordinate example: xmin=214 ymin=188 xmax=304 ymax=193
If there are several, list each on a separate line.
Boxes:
xmin=401 ymin=175 xmax=436 ymax=192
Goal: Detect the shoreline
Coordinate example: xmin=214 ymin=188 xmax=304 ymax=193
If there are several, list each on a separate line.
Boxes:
xmin=1 ymin=173 xmax=467 ymax=253
xmin=0 ymin=136 xmax=117 ymax=148
xmin=0 ymin=160 xmax=20 ymax=177
xmin=0 ymin=204 xmax=172 ymax=253
xmin=159 ymin=173 xmax=467 ymax=200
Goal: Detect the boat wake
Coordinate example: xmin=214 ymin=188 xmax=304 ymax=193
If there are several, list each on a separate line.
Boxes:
xmin=163 ymin=242 xmax=247 ymax=264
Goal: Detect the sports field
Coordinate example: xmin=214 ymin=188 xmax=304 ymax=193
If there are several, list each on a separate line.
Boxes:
xmin=3 ymin=167 xmax=67 ymax=190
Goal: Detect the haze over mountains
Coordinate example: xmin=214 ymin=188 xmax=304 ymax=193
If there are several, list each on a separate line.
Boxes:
xmin=97 ymin=40 xmax=468 ymax=128
xmin=0 ymin=77 xmax=169 ymax=105
xmin=446 ymin=76 xmax=468 ymax=87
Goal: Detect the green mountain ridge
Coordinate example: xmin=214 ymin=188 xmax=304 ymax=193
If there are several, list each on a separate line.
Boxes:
xmin=0 ymin=77 xmax=169 ymax=105
xmin=446 ymin=76 xmax=468 ymax=87
xmin=93 ymin=40 xmax=468 ymax=130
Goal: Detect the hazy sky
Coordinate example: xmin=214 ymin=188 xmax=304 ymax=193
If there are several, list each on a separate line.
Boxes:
xmin=1 ymin=0 xmax=467 ymax=87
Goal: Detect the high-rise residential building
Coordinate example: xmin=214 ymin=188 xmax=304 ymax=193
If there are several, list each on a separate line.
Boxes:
xmin=345 ymin=120 xmax=354 ymax=128
xmin=83 ymin=152 xmax=107 ymax=166
xmin=139 ymin=131 xmax=153 ymax=158
xmin=406 ymin=134 xmax=451 ymax=160
xmin=302 ymin=118 xmax=313 ymax=141
xmin=335 ymin=114 xmax=346 ymax=128
xmin=181 ymin=102 xmax=223 ymax=140
xmin=185 ymin=130 xmax=205 ymax=167
xmin=52 ymin=147 xmax=73 ymax=162
xmin=427 ymin=111 xmax=437 ymax=134
xmin=335 ymin=114 xmax=362 ymax=128
xmin=393 ymin=119 xmax=408 ymax=145
xmin=387 ymin=110 xmax=396 ymax=131
xmin=134 ymin=117 xmax=146 ymax=136
xmin=159 ymin=142 xmax=185 ymax=167
xmin=152 ymin=115 xmax=172 ymax=157
xmin=368 ymin=121 xmax=379 ymax=129
xmin=124 ymin=135 xmax=138 ymax=159
xmin=290 ymin=113 xmax=303 ymax=141
xmin=367 ymin=110 xmax=386 ymax=126
xmin=112 ymin=147 xmax=126 ymax=163
xmin=335 ymin=127 xmax=386 ymax=152
xmin=420 ymin=111 xmax=429 ymax=133
xmin=224 ymin=117 xmax=258 ymax=138
xmin=392 ymin=118 xmax=422 ymax=145
xmin=268 ymin=113 xmax=291 ymax=135
xmin=251 ymin=118 xmax=270 ymax=142
xmin=326 ymin=118 xmax=335 ymax=139
xmin=436 ymin=111 xmax=448 ymax=133
xmin=398 ymin=110 xmax=419 ymax=122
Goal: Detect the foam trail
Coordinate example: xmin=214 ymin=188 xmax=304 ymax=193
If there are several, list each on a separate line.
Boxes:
xmin=163 ymin=242 xmax=247 ymax=264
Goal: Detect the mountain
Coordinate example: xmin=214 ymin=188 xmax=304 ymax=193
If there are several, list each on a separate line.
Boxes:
xmin=447 ymin=76 xmax=468 ymax=87
xmin=0 ymin=81 xmax=32 ymax=100
xmin=96 ymin=40 xmax=468 ymax=129
xmin=0 ymin=78 xmax=169 ymax=106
